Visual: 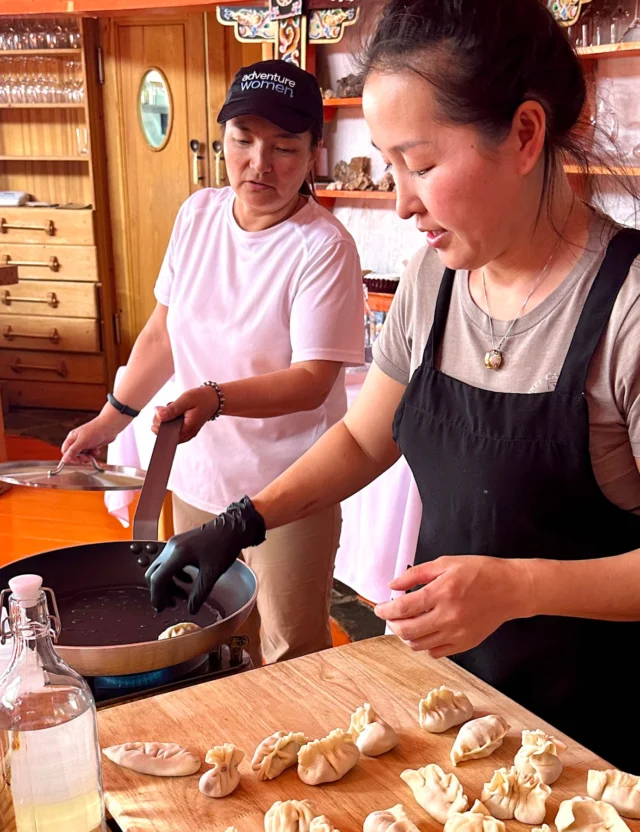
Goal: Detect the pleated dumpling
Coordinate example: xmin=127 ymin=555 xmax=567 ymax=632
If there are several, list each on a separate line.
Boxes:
xmin=264 ymin=800 xmax=319 ymax=832
xmin=451 ymin=715 xmax=510 ymax=766
xmin=514 ymin=729 xmax=566 ymax=785
xmin=481 ymin=767 xmax=519 ymax=819
xmin=348 ymin=703 xmax=398 ymax=757
xmin=419 ymin=686 xmax=473 ymax=733
xmin=363 ymin=804 xmax=420 ymax=832
xmin=102 ymin=741 xmax=201 ymax=777
xmin=400 ymin=763 xmax=468 ymax=824
xmin=297 ymin=729 xmax=360 ymax=785
xmin=444 ymin=800 xmax=506 ymax=832
xmin=309 ymin=817 xmax=339 ymax=832
xmin=588 ymin=770 xmax=640 ymax=819
xmin=555 ymin=797 xmax=631 ymax=832
xmin=482 ymin=766 xmax=550 ymax=825
xmin=251 ymin=731 xmax=307 ymax=781
xmin=158 ymin=622 xmax=201 ymax=639
xmin=199 ymin=743 xmax=244 ymax=798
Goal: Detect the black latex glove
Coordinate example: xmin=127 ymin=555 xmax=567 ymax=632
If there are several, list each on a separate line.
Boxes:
xmin=145 ymin=496 xmax=266 ymax=614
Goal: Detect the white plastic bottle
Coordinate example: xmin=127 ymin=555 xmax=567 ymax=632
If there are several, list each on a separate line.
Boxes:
xmin=0 ymin=574 xmax=106 ymax=832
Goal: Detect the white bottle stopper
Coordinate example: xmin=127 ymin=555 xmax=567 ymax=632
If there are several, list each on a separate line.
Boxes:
xmin=9 ymin=574 xmax=44 ymax=603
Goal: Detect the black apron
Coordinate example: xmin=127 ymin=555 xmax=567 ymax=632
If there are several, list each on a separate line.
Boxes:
xmin=393 ymin=228 xmax=640 ymax=771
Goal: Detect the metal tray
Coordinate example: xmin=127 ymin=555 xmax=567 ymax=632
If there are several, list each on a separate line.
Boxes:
xmin=0 ymin=459 xmax=146 ymax=491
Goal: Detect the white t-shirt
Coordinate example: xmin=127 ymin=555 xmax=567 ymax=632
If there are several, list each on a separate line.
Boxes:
xmin=155 ymin=187 xmax=364 ymax=514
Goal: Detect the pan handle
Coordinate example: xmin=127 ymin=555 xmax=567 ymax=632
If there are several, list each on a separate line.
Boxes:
xmin=132 ymin=416 xmax=183 ymax=542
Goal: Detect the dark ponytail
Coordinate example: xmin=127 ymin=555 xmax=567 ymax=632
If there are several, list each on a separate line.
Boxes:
xmin=356 ymin=0 xmax=635 ymax=216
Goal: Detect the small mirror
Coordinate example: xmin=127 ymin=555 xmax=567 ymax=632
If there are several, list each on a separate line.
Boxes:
xmin=138 ymin=69 xmax=172 ymax=150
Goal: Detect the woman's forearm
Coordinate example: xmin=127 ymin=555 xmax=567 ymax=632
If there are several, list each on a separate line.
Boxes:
xmin=218 ymin=361 xmax=340 ymax=419
xmin=524 ymin=549 xmax=640 ymax=621
xmin=252 ymin=420 xmax=401 ymax=529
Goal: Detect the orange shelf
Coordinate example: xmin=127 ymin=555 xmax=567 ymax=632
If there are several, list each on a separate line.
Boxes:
xmin=0 ymin=155 xmax=90 ymax=162
xmin=0 ymin=103 xmax=85 ymax=110
xmin=323 ymin=97 xmax=362 ymax=108
xmin=316 ymin=188 xmax=396 ymax=200
xmin=578 ymin=42 xmax=640 ymax=60
xmin=0 ymin=48 xmax=81 ymax=56
xmin=323 ymin=97 xmax=363 ymax=122
xmin=367 ymin=292 xmax=394 ymax=313
xmin=564 ymin=164 xmax=640 ymax=176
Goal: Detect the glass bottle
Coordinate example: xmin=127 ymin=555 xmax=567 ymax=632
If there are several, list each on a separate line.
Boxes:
xmin=0 ymin=574 xmax=106 ymax=832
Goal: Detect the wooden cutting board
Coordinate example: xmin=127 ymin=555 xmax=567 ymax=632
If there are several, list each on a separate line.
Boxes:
xmin=98 ymin=636 xmax=637 ymax=832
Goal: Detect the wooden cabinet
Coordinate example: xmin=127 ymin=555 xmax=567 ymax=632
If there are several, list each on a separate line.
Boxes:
xmin=0 ymin=17 xmax=117 ymax=411
xmin=0 ymin=243 xmax=99 ymax=281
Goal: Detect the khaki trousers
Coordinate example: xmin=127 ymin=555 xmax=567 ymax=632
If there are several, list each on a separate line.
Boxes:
xmin=172 ymin=494 xmax=342 ymax=666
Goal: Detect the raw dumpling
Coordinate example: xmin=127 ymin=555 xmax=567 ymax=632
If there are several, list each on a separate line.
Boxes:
xmin=310 ymin=817 xmax=339 ymax=832
xmin=514 ymin=729 xmax=566 ymax=785
xmin=481 ymin=766 xmax=551 ymax=824
xmin=349 ymin=703 xmax=398 ymax=756
xmin=158 ymin=622 xmax=201 ymax=639
xmin=252 ymin=731 xmax=307 ymax=781
xmin=199 ymin=743 xmax=244 ymax=798
xmin=363 ymin=804 xmax=420 ymax=832
xmin=588 ymin=770 xmax=640 ymax=819
xmin=444 ymin=800 xmax=506 ymax=832
xmin=451 ymin=715 xmax=510 ymax=766
xmin=297 ymin=729 xmax=360 ymax=785
xmin=102 ymin=741 xmax=201 ymax=776
xmin=533 ymin=826 xmax=551 ymax=832
xmin=265 ymin=800 xmax=319 ymax=832
xmin=556 ymin=797 xmax=631 ymax=832
xmin=419 ymin=686 xmax=474 ymax=733
xmin=481 ymin=767 xmax=519 ymax=819
xmin=400 ymin=763 xmax=468 ymax=824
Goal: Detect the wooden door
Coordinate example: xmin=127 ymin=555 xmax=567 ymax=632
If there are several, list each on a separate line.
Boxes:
xmin=101 ymin=13 xmax=209 ymax=357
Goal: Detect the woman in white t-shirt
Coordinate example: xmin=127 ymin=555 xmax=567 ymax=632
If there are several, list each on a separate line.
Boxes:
xmin=62 ymin=60 xmax=364 ymax=665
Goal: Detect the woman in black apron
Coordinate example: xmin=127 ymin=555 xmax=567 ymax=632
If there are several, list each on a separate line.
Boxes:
xmin=148 ymin=0 xmax=640 ymax=769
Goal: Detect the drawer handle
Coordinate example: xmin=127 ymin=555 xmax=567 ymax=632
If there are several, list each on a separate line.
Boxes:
xmin=3 ymin=325 xmax=61 ymax=344
xmin=2 ymin=290 xmax=59 ymax=308
xmin=0 ymin=218 xmax=56 ymax=236
xmin=9 ymin=358 xmax=68 ymax=378
xmin=1 ymin=254 xmax=60 ymax=272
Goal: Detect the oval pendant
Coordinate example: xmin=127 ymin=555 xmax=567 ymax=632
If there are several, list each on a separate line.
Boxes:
xmin=484 ymin=349 xmax=504 ymax=370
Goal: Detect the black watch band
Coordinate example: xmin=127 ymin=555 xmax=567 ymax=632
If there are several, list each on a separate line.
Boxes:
xmin=107 ymin=393 xmax=140 ymax=418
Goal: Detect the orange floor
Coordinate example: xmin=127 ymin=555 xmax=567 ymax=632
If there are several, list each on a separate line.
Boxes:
xmin=0 ymin=435 xmax=351 ymax=646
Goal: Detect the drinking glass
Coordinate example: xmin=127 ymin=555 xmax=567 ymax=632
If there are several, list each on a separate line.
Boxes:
xmin=75 ymin=126 xmax=89 ymax=156
xmin=68 ymin=20 xmax=82 ymax=49
xmin=622 ymin=0 xmax=640 ymax=40
xmin=0 ymin=57 xmax=10 ymax=103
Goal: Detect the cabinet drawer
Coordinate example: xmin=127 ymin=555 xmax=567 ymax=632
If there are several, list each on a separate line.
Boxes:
xmin=0 ymin=281 xmax=98 ymax=318
xmin=0 ymin=315 xmax=101 ymax=353
xmin=5 ymin=380 xmax=106 ymax=411
xmin=0 ymin=244 xmax=98 ymax=282
xmin=0 ymin=208 xmax=94 ymax=245
xmin=0 ymin=351 xmax=106 ymax=384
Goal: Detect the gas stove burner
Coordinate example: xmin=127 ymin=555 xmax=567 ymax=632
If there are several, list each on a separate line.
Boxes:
xmin=93 ymin=652 xmax=210 ymax=693
xmin=91 ymin=638 xmax=252 ymax=708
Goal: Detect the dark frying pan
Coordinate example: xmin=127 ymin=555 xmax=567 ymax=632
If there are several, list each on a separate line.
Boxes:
xmin=0 ymin=418 xmax=257 ymax=677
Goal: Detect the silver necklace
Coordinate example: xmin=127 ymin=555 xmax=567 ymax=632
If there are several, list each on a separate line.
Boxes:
xmin=481 ymin=235 xmax=563 ymax=370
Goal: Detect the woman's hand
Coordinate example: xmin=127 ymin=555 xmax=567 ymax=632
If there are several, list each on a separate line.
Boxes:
xmin=61 ymin=412 xmax=129 ymax=463
xmin=152 ymin=386 xmax=220 ymax=443
xmin=375 ymin=556 xmax=533 ymax=658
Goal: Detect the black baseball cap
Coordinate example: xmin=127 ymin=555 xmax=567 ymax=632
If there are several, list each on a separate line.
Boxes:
xmin=217 ymin=60 xmax=323 ymax=139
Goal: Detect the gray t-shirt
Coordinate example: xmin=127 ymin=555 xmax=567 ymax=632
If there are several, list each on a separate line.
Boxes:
xmin=373 ymin=214 xmax=640 ymax=514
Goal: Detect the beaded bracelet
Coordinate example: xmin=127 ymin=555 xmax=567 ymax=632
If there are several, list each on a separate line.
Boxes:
xmin=202 ymin=380 xmax=226 ymax=420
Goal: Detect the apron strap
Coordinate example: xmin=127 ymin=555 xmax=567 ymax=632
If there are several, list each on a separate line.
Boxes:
xmin=423 ymin=267 xmax=456 ymax=368
xmin=555 ymin=227 xmax=640 ymax=395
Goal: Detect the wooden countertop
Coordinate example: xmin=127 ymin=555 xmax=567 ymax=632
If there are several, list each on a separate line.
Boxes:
xmin=98 ymin=636 xmax=634 ymax=832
